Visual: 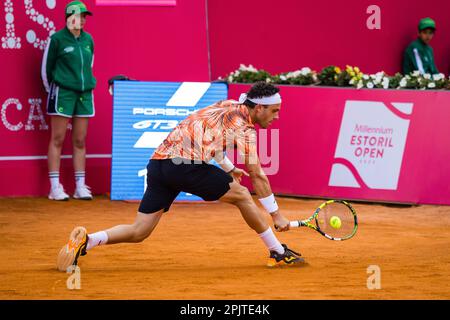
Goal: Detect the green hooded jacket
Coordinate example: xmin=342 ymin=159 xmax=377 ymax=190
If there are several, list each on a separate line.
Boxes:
xmin=403 ymin=38 xmax=439 ymax=75
xmin=42 ymin=27 xmax=96 ymax=92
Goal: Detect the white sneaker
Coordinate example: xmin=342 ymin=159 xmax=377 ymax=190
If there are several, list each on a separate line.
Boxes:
xmin=73 ymin=184 xmax=93 ymax=200
xmin=49 ymin=184 xmax=69 ymax=201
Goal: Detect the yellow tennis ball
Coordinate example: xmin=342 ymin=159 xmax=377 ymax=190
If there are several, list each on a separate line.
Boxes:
xmin=330 ymin=216 xmax=342 ymax=229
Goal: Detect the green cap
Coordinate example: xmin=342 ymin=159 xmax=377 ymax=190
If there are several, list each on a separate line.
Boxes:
xmin=65 ymin=1 xmax=93 ymax=18
xmin=418 ymin=17 xmax=436 ymax=31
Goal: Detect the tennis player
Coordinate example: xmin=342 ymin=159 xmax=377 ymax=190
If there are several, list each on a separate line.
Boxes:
xmin=57 ymin=82 xmax=304 ymax=271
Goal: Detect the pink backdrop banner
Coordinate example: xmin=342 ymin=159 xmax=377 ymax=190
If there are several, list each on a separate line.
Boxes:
xmin=229 ymin=84 xmax=450 ymax=205
xmin=95 ymin=0 xmax=177 ymax=6
xmin=0 ymin=0 xmax=209 ymax=196
xmin=1 ymin=0 xmax=449 ymax=201
xmin=208 ymin=0 xmax=450 ymax=80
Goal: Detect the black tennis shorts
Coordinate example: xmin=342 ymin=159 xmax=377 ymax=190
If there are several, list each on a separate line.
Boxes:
xmin=138 ymin=158 xmax=233 ymax=214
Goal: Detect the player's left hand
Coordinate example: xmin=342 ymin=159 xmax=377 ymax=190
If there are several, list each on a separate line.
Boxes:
xmin=230 ymin=167 xmax=249 ymax=182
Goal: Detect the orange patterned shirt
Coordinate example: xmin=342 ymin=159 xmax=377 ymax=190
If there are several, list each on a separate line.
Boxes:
xmin=152 ymin=100 xmax=257 ymax=163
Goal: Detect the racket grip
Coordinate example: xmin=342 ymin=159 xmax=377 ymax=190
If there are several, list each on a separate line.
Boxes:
xmin=290 ymin=221 xmax=300 ymax=228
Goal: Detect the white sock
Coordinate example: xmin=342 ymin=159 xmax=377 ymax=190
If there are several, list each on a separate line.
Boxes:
xmin=49 ymin=171 xmax=60 ymax=189
xmin=258 ymin=227 xmax=285 ymax=254
xmin=75 ymin=171 xmax=85 ymax=188
xmin=87 ymin=231 xmax=108 ymax=251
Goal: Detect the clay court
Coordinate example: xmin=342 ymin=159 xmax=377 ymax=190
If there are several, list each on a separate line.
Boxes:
xmin=0 ymin=196 xmax=449 ymax=300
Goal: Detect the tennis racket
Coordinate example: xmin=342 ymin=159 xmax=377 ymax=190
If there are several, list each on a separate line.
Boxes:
xmin=288 ymin=200 xmax=358 ymax=241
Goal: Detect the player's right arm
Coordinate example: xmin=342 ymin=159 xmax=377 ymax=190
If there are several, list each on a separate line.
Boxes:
xmin=237 ymin=128 xmax=290 ymax=231
xmin=41 ymin=37 xmax=58 ymax=93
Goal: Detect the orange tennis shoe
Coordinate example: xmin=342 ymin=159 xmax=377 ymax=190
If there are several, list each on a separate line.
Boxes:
xmin=57 ymin=226 xmax=88 ymax=272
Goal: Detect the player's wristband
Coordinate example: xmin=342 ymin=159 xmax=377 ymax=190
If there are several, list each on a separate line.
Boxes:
xmin=219 ymin=156 xmax=235 ymax=173
xmin=258 ymin=194 xmax=279 ymax=215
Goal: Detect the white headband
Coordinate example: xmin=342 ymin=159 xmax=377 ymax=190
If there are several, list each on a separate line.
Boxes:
xmin=238 ymin=93 xmax=282 ymax=105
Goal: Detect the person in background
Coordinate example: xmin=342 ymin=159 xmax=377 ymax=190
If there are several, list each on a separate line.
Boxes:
xmin=41 ymin=1 xmax=96 ymax=201
xmin=403 ymin=17 xmax=439 ymax=75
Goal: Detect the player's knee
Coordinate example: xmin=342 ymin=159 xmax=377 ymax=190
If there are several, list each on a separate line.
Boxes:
xmin=132 ymin=232 xmax=148 ymax=243
xmin=131 ymin=230 xmax=148 ymax=243
xmin=232 ymin=185 xmax=252 ymax=204
xmin=131 ymin=222 xmax=152 ymax=242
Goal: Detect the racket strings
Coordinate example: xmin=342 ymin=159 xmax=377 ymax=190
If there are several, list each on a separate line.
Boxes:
xmin=316 ymin=202 xmax=356 ymax=239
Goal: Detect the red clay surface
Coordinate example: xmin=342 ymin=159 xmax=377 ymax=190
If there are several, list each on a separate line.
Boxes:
xmin=0 ymin=196 xmax=449 ymax=299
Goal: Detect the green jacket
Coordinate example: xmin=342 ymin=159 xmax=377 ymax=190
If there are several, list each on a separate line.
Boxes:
xmin=42 ymin=27 xmax=96 ymax=92
xmin=403 ymin=38 xmax=438 ymax=75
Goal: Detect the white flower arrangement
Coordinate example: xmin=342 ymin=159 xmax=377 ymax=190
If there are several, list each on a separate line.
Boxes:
xmin=394 ymin=71 xmax=448 ymax=89
xmin=226 ymin=64 xmax=272 ymax=83
xmin=353 ymin=71 xmax=391 ymax=90
xmin=357 ymin=80 xmax=364 ymax=89
xmin=382 ymin=77 xmax=390 ymax=89
xmin=223 ymin=64 xmax=449 ymax=90
xmin=300 ymin=67 xmax=312 ymax=76
xmin=399 ymin=78 xmax=407 ymax=88
xmin=286 ymin=70 xmax=301 ymax=78
xmin=274 ymin=67 xmax=318 ymax=85
xmin=432 ymin=73 xmax=445 ymax=81
xmin=239 ymin=64 xmax=258 ymax=73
